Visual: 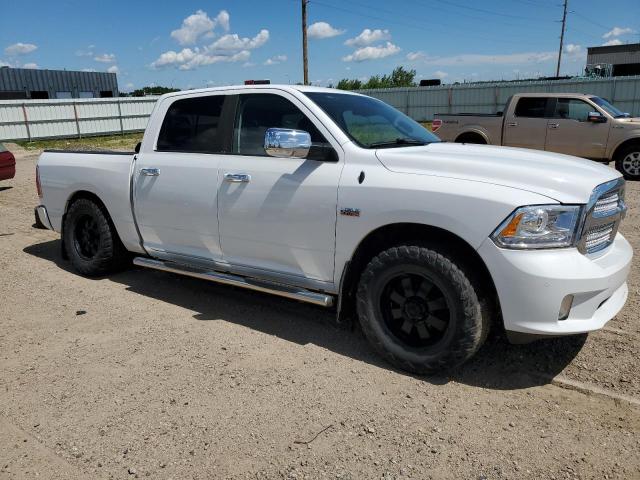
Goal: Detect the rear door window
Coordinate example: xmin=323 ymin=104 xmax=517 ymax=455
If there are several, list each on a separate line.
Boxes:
xmin=157 ymin=95 xmax=225 ymax=153
xmin=514 ymin=97 xmax=550 ymax=118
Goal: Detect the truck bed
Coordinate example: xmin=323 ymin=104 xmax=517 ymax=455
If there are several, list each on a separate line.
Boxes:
xmin=37 ymin=149 xmax=144 ymax=253
xmin=433 ymin=114 xmax=504 ymax=144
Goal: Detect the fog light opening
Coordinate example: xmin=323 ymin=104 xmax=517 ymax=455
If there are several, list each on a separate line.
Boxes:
xmin=558 ymin=295 xmax=574 ymax=321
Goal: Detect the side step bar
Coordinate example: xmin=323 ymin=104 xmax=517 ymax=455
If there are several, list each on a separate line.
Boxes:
xmin=133 ymin=257 xmax=334 ymax=308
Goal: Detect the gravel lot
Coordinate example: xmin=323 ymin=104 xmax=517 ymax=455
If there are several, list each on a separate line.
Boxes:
xmin=1 ymin=145 xmax=639 ymax=479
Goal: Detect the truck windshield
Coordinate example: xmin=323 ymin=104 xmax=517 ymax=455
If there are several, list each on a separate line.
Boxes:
xmin=590 ymin=96 xmax=629 ymax=118
xmin=305 ymin=92 xmax=440 ymax=148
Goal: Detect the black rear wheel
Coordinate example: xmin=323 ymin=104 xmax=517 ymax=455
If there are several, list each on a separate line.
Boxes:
xmin=356 ymin=245 xmax=489 ymax=373
xmin=63 ymin=198 xmax=129 ymax=276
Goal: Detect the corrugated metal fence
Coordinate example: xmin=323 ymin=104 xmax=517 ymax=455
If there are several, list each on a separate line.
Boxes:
xmin=0 ymin=97 xmax=158 ymax=141
xmin=358 ymin=75 xmax=640 ymax=121
xmin=1 ymin=75 xmax=639 ymax=141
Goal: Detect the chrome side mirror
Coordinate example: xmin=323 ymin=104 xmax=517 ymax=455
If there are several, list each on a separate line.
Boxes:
xmin=587 ymin=111 xmax=606 ymax=123
xmin=264 ymin=128 xmax=311 ymax=159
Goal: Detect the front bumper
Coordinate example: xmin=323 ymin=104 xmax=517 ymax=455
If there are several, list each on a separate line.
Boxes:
xmin=478 ymin=233 xmax=632 ymax=336
xmin=34 ymin=205 xmax=53 ymax=230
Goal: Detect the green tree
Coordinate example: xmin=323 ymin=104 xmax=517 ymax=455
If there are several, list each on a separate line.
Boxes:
xmin=336 ymin=66 xmax=417 ymax=91
xmin=131 ymin=85 xmax=180 ymax=97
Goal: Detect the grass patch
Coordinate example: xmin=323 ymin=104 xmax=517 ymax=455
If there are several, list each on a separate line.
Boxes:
xmin=16 ymin=132 xmax=144 ymax=151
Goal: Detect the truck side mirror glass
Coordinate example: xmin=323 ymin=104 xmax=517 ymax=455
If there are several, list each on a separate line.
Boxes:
xmin=135 ymin=142 xmax=141 ymax=153
xmin=264 ymin=128 xmax=311 ymax=159
xmin=587 ymin=112 xmax=606 ymax=123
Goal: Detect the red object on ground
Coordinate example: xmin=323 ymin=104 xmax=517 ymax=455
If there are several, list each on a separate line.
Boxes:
xmin=0 ymin=146 xmax=16 ymax=181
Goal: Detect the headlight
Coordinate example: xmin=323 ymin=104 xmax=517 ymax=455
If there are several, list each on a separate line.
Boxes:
xmin=491 ymin=205 xmax=582 ymax=249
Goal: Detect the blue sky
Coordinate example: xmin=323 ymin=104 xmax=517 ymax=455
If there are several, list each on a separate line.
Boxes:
xmin=1 ymin=0 xmax=638 ymax=91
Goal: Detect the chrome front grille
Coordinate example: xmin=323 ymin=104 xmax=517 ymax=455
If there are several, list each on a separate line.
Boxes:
xmin=577 ymin=178 xmax=626 ymax=255
xmin=593 ymin=192 xmax=619 ymax=217
xmin=584 ymin=222 xmax=615 ymax=252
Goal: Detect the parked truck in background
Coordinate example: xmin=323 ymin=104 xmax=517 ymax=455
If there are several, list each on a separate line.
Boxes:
xmin=432 ymin=93 xmax=640 ymax=180
xmin=35 ymin=85 xmax=632 ymax=373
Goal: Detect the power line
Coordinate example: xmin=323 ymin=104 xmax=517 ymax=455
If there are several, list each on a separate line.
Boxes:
xmin=311 ymin=0 xmax=549 ymax=46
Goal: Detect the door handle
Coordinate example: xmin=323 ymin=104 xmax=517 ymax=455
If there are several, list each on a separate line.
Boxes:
xmin=506 ymin=122 xmax=518 ymax=127
xmin=140 ymin=168 xmax=160 ymax=176
xmin=224 ymin=173 xmax=251 ymax=183
xmin=548 ymin=123 xmax=560 ymax=129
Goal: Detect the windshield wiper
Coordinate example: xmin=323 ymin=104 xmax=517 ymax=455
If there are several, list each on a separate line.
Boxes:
xmin=368 ymin=138 xmax=430 ymax=148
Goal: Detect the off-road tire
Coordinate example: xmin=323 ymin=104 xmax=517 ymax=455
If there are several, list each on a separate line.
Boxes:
xmin=356 ymin=245 xmax=488 ymax=373
xmin=63 ymin=198 xmax=129 ymax=276
xmin=614 ymin=144 xmax=640 ymax=180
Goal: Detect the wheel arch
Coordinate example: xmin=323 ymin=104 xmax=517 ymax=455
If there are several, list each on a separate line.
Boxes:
xmin=60 ymin=190 xmax=122 ymax=259
xmin=337 ymin=222 xmax=499 ymax=324
xmin=455 ymin=130 xmax=488 ymax=144
xmin=611 ymin=137 xmax=640 ymax=161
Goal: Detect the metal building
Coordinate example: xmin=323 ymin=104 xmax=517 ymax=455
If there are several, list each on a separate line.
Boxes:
xmin=586 ymin=43 xmax=640 ymax=77
xmin=0 ymin=67 xmax=118 ymax=100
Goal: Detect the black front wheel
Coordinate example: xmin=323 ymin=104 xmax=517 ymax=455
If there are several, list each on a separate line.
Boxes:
xmin=615 ymin=145 xmax=640 ymax=180
xmin=356 ymin=245 xmax=489 ymax=373
xmin=63 ymin=198 xmax=129 ymax=276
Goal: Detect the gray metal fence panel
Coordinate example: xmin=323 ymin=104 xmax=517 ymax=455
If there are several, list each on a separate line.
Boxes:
xmin=358 ymin=75 xmax=640 ymax=121
xmin=0 ymin=96 xmax=158 ymax=141
xmin=2 ymin=77 xmax=639 ymax=141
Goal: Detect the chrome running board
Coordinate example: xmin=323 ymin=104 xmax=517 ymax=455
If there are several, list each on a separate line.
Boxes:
xmin=133 ymin=257 xmax=334 ymax=307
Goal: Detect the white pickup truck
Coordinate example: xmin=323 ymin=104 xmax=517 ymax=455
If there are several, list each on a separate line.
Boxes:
xmin=35 ymin=85 xmax=632 ymax=373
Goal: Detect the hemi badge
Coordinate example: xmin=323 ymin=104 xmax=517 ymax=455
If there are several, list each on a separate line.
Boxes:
xmin=340 ymin=207 xmax=360 ymax=217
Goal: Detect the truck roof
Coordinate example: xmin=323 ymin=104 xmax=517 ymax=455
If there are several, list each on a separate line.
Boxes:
xmin=159 ymin=84 xmax=363 ymax=100
xmin=510 ymin=92 xmax=596 ymax=99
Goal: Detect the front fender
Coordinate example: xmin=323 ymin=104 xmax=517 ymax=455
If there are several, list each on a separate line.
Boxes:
xmin=333 ymin=165 xmax=554 ymax=286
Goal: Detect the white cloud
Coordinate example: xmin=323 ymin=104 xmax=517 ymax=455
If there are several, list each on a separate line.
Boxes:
xmin=344 ymin=29 xmax=390 ymax=47
xmin=602 ymin=39 xmax=623 ymax=46
xmin=342 ymin=42 xmax=400 ymax=62
xmin=22 ymin=62 xmax=38 ymax=69
xmin=407 ymin=50 xmax=556 ymax=66
xmin=75 ymin=45 xmax=95 ymax=57
xmin=434 ymin=70 xmax=448 ymax=79
xmin=209 ymin=29 xmax=269 ymax=51
xmin=565 ymin=43 xmax=581 ymax=54
xmin=124 ymin=82 xmax=135 ymax=91
xmin=242 ymin=61 xmax=256 ymax=67
xmin=171 ymin=9 xmax=231 ymax=46
xmin=0 ymin=59 xmax=10 ymax=67
xmin=151 ymin=48 xmax=251 ymax=70
xmin=603 ymin=26 xmax=634 ymax=39
xmin=155 ymin=10 xmax=267 ymax=71
xmin=406 ymin=51 xmax=426 ymax=61
xmin=264 ymin=54 xmax=287 ymax=66
xmin=107 ymin=65 xmax=120 ymax=74
xmin=81 ymin=68 xmax=97 ymax=72
xmin=5 ymin=43 xmax=38 ymax=56
xmin=94 ymin=53 xmax=116 ymax=63
xmin=308 ymin=22 xmax=344 ymax=39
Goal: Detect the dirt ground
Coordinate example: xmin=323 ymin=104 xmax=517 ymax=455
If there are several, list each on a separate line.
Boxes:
xmin=0 ymin=145 xmax=639 ymax=480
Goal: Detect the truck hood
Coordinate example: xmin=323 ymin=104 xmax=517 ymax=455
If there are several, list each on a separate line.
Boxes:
xmin=375 ymin=143 xmax=620 ymax=204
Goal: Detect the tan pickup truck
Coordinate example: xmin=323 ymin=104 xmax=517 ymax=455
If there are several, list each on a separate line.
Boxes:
xmin=432 ymin=93 xmax=640 ymax=179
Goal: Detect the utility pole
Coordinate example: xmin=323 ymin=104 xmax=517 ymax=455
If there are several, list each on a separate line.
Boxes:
xmin=555 ymin=0 xmax=568 ymax=77
xmin=302 ymin=0 xmax=309 ymax=85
